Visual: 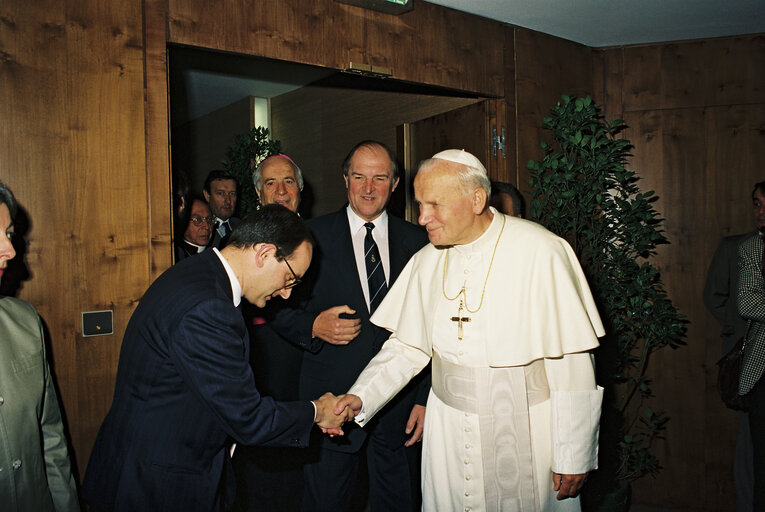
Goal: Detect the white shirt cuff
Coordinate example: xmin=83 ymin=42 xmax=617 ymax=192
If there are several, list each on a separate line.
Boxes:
xmin=550 ymin=386 xmax=604 ymax=473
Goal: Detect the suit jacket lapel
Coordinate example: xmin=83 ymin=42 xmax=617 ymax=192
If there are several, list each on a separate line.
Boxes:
xmin=330 ymin=210 xmax=370 ymax=317
xmin=387 ymin=217 xmax=409 ymax=283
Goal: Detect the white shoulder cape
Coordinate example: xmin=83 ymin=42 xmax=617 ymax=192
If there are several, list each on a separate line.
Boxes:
xmin=371 ymin=211 xmax=605 ymax=366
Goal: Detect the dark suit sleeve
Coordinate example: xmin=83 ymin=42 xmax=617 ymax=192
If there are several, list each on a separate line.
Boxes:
xmin=704 ymin=238 xmax=734 ymax=325
xmin=172 ymin=298 xmax=314 ymax=447
xmin=413 ymin=366 xmax=431 ymax=406
xmin=269 ymin=300 xmax=324 ymax=353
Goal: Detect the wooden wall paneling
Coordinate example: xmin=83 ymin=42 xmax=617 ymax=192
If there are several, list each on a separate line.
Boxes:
xmin=592 ymin=47 xmax=624 ymax=121
xmin=169 ymin=0 xmax=346 ymax=77
xmin=603 ymin=48 xmax=624 ymax=120
xmin=404 ymin=101 xmax=492 ymax=171
xmin=145 ymin=0 xmax=173 ymax=280
xmin=499 ymin=25 xmax=517 ymax=186
xmin=0 ymin=0 xmax=151 ymax=476
xmin=167 ymin=0 xmax=504 ymax=96
xmin=271 ymin=85 xmax=479 ymax=218
xmin=513 ymin=26 xmax=595 ymax=204
xmin=622 ymin=35 xmax=765 ymax=113
xmin=623 ymin=104 xmax=765 ymax=510
xmin=623 ymin=108 xmax=712 ymax=507
xmin=352 ymin=1 xmax=505 ymax=96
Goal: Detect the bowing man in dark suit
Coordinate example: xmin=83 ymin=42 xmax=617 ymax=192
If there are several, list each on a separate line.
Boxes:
xmin=82 ymin=205 xmax=354 ymax=512
xmin=271 ymin=141 xmax=430 ymax=512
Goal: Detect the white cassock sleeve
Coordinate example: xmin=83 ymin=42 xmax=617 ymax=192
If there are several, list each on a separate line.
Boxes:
xmin=347 ymin=336 xmax=431 ymax=426
xmin=545 ymin=352 xmax=603 ymax=474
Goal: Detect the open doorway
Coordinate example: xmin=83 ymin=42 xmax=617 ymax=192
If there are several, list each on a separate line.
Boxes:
xmin=168 ymin=45 xmax=483 ymax=220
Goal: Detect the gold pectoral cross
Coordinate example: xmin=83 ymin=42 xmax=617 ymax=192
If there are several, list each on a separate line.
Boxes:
xmin=450 ymin=299 xmax=471 ymax=341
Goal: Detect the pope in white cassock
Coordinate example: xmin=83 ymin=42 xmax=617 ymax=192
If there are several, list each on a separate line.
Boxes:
xmin=334 ymin=149 xmax=605 ymax=512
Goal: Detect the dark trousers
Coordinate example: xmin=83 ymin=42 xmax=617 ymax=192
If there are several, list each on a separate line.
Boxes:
xmin=232 ymin=446 xmax=304 ymax=512
xmin=301 ymin=425 xmax=418 ymax=512
xmin=749 ymin=375 xmax=765 ymax=511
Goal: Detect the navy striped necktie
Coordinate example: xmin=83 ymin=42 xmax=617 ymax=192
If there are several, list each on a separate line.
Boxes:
xmin=364 ymin=222 xmax=387 ymax=313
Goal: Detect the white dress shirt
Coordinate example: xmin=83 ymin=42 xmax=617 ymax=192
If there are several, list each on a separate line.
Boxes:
xmin=346 ymin=206 xmax=391 ymax=313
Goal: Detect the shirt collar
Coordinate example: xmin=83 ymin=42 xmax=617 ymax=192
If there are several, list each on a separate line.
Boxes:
xmin=212 ymin=248 xmax=242 ymax=307
xmin=184 ymin=240 xmax=208 ymax=253
xmin=346 ymin=205 xmax=388 ymax=237
xmin=453 ymin=207 xmax=502 ymax=255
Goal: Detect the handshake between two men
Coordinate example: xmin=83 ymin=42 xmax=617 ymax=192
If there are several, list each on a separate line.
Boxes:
xmin=311 ymin=393 xmax=364 ymax=435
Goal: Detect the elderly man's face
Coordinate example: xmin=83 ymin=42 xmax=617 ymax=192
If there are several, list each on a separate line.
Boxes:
xmin=344 ymin=144 xmax=398 ymax=222
xmin=0 ymin=204 xmax=16 ymax=279
xmin=204 ymin=178 xmax=237 ymax=220
xmin=184 ymin=200 xmax=213 ymax=246
xmin=415 ymin=161 xmax=487 ymax=247
xmin=256 ymin=157 xmax=301 ymax=213
xmin=754 ymin=189 xmax=765 ymax=230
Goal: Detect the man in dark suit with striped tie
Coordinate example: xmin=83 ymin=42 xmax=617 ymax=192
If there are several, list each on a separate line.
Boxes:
xmin=271 ymin=141 xmax=429 ymax=511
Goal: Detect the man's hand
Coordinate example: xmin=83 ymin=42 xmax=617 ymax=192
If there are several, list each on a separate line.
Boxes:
xmin=312 ymin=305 xmax=361 ymax=345
xmin=312 ymin=392 xmax=354 ymax=436
xmin=552 ymin=472 xmax=588 ymax=500
xmin=403 ymin=404 xmax=426 ymax=447
xmin=334 ymin=394 xmax=363 ymax=420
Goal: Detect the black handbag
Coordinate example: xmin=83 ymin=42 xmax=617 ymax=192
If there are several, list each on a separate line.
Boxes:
xmin=717 ymin=326 xmax=750 ymax=411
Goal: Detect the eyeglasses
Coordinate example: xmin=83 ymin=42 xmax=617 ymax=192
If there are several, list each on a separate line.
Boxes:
xmin=281 ymin=257 xmax=302 ymax=290
xmin=190 ymin=215 xmax=214 ymax=226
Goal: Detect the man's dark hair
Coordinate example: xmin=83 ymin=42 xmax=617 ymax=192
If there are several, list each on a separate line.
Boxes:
xmin=341 ymin=140 xmax=399 ymax=180
xmin=0 ymin=181 xmax=17 ymax=222
xmin=491 ymin=181 xmax=525 ymax=218
xmin=228 ymin=204 xmax=313 ymax=259
xmin=203 ymin=170 xmax=238 ymax=193
xmin=752 ymin=181 xmax=765 ymax=200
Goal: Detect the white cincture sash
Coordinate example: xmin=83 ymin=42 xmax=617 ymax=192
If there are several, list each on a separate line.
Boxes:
xmin=431 ymin=351 xmax=550 ymax=512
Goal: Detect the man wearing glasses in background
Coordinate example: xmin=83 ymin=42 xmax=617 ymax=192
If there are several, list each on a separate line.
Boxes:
xmin=175 ymin=196 xmax=214 ymax=261
xmin=83 ymin=205 xmax=354 ymax=512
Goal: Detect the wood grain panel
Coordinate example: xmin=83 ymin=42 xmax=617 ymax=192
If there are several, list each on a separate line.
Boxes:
xmin=622 ymin=35 xmax=765 ymax=112
xmin=513 ymin=27 xmax=595 ymax=204
xmin=0 ymin=0 xmax=150 ymax=476
xmin=499 ymin=26 xmax=517 ymax=186
xmin=594 ymin=47 xmax=624 ymax=120
xmin=167 ymin=0 xmax=504 ymax=96
xmin=623 ymin=104 xmax=765 ymax=510
xmin=145 ymin=0 xmax=173 ymax=280
xmin=353 ymin=1 xmax=504 ymax=96
xmin=601 ymin=34 xmax=765 ymax=509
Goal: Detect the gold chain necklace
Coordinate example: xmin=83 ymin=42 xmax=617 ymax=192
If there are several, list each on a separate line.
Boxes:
xmin=442 ymin=214 xmax=506 ymax=314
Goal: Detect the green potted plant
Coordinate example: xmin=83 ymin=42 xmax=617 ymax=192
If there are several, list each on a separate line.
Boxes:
xmin=221 ymin=126 xmax=281 ymax=218
xmin=527 ymin=95 xmax=686 ymax=511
